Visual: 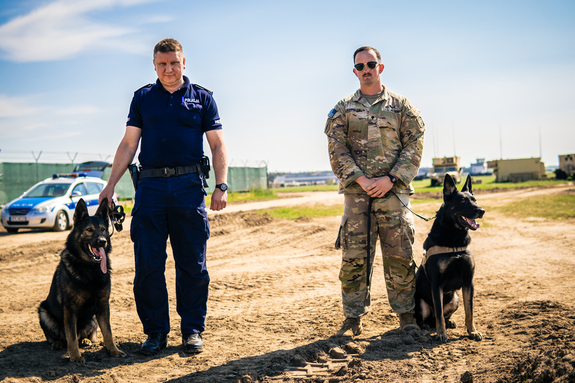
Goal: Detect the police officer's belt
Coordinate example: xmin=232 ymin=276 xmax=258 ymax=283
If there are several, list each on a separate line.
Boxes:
xmin=139 ymin=165 xmax=199 ymax=179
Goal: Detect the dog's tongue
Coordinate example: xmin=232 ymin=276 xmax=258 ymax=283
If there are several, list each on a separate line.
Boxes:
xmin=466 ymin=218 xmax=480 ymax=229
xmin=97 ymin=247 xmax=107 ymax=274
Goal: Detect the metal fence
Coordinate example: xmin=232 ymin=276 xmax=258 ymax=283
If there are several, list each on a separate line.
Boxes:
xmin=0 ymin=162 xmax=267 ymax=205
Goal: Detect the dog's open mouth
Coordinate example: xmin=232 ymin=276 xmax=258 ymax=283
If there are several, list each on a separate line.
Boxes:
xmin=90 ymin=246 xmax=108 ymax=274
xmin=460 ymin=216 xmax=480 ymax=230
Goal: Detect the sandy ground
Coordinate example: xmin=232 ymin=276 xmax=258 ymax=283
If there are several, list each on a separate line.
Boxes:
xmin=1 ymin=185 xmax=575 ymax=383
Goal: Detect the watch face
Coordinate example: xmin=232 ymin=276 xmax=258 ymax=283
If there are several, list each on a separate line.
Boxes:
xmin=218 ymin=183 xmax=228 ymax=191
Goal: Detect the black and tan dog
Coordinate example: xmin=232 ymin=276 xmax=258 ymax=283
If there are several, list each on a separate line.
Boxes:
xmin=414 ymin=174 xmax=484 ymax=342
xmin=38 ymin=198 xmax=125 ymax=363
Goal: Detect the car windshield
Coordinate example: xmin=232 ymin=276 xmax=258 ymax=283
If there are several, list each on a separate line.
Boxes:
xmin=25 ymin=183 xmax=71 ymax=198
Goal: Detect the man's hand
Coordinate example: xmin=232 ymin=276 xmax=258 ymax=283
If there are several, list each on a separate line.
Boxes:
xmin=355 ymin=175 xmax=393 ymax=198
xmin=99 ymin=185 xmax=115 ymax=208
xmin=366 ymin=177 xmax=393 ymax=198
xmin=210 ymin=188 xmax=227 ymax=211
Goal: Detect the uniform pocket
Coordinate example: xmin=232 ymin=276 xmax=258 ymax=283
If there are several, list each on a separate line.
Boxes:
xmin=130 ymin=204 xmax=139 ymax=243
xmin=180 ymin=106 xmax=202 ymax=128
xmin=337 ymin=214 xmax=349 ymax=250
xmin=196 ymin=204 xmax=210 ymax=240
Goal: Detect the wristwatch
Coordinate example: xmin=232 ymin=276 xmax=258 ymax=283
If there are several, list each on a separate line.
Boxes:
xmin=215 ymin=183 xmax=228 ymax=191
xmin=387 ymin=174 xmax=397 ymax=184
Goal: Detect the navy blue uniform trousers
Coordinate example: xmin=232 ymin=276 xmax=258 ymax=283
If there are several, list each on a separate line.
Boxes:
xmin=130 ymin=173 xmax=210 ymax=336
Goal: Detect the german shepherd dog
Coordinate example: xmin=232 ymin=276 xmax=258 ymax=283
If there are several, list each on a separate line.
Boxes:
xmin=38 ymin=198 xmax=125 ymax=363
xmin=414 ymin=174 xmax=484 ymax=342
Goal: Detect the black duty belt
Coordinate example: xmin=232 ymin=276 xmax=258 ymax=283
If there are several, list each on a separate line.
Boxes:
xmin=139 ymin=165 xmax=199 ymax=179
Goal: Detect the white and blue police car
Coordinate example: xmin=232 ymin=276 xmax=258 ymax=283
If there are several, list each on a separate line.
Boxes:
xmin=1 ymin=174 xmax=110 ymax=234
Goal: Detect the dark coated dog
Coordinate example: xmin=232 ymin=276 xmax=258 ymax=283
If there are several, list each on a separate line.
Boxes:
xmin=38 ymin=198 xmax=125 ymax=363
xmin=414 ymin=174 xmax=484 ymax=342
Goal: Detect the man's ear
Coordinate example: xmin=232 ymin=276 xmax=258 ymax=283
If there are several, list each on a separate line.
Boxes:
xmin=379 ymin=63 xmax=385 ymax=74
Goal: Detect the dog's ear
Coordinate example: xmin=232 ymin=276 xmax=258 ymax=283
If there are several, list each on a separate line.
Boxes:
xmin=443 ymin=174 xmax=457 ymax=201
xmin=74 ymin=198 xmax=89 ymax=225
xmin=461 ymin=175 xmax=473 ymax=194
xmin=96 ymin=198 xmax=110 ymax=221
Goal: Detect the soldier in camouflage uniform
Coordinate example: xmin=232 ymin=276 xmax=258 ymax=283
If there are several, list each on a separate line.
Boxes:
xmin=325 ymin=46 xmax=425 ymax=336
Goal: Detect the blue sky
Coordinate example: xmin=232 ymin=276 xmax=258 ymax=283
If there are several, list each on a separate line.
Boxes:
xmin=0 ymin=0 xmax=573 ymax=172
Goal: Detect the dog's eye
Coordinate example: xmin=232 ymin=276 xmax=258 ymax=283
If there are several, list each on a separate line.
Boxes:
xmin=86 ymin=227 xmax=94 ymax=233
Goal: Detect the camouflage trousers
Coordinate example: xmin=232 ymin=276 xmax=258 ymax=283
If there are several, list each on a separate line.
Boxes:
xmin=338 ymin=193 xmax=416 ymax=318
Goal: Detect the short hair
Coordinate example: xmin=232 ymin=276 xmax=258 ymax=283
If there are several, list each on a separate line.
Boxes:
xmin=153 ymin=38 xmax=183 ymax=57
xmin=353 ymin=46 xmax=381 ymax=63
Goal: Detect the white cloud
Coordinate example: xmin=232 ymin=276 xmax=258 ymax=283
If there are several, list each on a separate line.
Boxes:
xmin=0 ymin=0 xmax=159 ymax=62
xmin=55 ymin=105 xmax=100 ymax=116
xmin=21 ymin=131 xmax=83 ymax=142
xmin=0 ymin=95 xmax=44 ymax=117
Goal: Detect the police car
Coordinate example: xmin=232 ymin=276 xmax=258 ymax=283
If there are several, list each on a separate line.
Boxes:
xmin=1 ymin=174 xmax=109 ymax=233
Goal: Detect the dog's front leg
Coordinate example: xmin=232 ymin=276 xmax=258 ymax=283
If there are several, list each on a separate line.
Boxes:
xmin=431 ymin=284 xmax=448 ymax=342
xmin=63 ymin=308 xmax=84 ymax=363
xmin=462 ymin=284 xmax=483 ymax=341
xmin=96 ymin=303 xmax=125 ymax=358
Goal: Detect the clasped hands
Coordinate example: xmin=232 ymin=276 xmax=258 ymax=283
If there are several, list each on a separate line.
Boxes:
xmin=355 ymin=175 xmax=393 ymax=198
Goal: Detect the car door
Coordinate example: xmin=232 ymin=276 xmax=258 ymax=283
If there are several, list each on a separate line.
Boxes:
xmin=70 ymin=182 xmax=97 ymax=215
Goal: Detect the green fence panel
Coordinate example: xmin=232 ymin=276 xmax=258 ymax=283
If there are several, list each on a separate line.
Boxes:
xmin=0 ymin=162 xmax=75 ymax=205
xmin=204 ymin=166 xmax=267 ymax=193
xmin=101 ymin=167 xmax=135 ymax=200
xmin=1 ymin=163 xmax=267 ymax=205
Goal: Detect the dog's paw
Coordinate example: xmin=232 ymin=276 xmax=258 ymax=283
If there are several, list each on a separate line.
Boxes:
xmin=70 ymin=355 xmax=85 ymax=363
xmin=110 ymin=348 xmax=126 ymax=358
xmin=434 ymin=331 xmax=449 ymax=342
xmin=468 ymin=331 xmax=483 ymax=341
xmin=446 ymin=319 xmax=457 ymax=329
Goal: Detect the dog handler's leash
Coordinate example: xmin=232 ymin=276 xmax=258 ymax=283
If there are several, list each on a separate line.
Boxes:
xmin=363 ymin=192 xmax=436 ymax=305
xmin=390 ymin=191 xmax=437 ymax=222
xmin=108 ymin=203 xmax=126 ymax=237
xmin=365 ymin=196 xmax=374 ymax=306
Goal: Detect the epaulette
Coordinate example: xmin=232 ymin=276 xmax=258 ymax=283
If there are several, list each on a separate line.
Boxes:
xmin=192 ymin=83 xmax=213 ymax=94
xmin=134 ymin=83 xmax=153 ymax=93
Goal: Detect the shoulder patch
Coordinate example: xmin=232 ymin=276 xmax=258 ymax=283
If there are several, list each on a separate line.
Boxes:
xmin=328 ymin=108 xmax=337 ymax=118
xmin=192 ymin=83 xmax=213 ymax=94
xmin=134 ymin=83 xmax=153 ymax=93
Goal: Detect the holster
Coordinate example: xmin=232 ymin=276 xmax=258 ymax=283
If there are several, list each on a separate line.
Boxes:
xmin=128 ymin=163 xmax=140 ymax=190
xmin=199 ymin=156 xmax=210 ymax=188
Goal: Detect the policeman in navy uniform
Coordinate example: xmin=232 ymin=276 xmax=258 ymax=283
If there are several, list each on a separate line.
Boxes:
xmin=100 ymin=38 xmax=228 ymax=355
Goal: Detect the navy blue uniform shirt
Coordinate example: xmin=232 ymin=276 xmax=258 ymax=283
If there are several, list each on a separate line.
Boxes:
xmin=127 ymin=75 xmax=222 ymax=168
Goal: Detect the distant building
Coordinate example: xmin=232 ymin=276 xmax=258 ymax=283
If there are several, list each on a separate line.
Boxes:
xmin=470 ymin=158 xmax=489 ymax=175
xmin=486 ymin=157 xmax=546 ymax=182
xmin=559 ymin=153 xmax=574 ymax=174
xmin=271 ymin=171 xmax=337 ymax=188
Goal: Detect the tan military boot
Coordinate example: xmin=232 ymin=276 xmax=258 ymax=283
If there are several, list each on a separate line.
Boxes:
xmin=335 ymin=318 xmax=363 ymax=337
xmin=399 ymin=312 xmax=420 ymax=331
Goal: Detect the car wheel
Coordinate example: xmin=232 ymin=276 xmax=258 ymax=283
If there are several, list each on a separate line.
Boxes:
xmin=6 ymin=228 xmax=19 ymax=234
xmin=53 ymin=210 xmax=69 ymax=232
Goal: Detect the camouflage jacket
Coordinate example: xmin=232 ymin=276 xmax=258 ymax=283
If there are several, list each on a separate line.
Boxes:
xmin=325 ymin=88 xmax=425 ymax=195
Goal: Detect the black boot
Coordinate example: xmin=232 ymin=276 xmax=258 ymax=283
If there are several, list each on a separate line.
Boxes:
xmin=140 ymin=333 xmax=168 ymax=356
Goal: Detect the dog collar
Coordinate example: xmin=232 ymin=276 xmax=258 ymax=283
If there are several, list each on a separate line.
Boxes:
xmin=421 ymin=246 xmax=468 ymax=266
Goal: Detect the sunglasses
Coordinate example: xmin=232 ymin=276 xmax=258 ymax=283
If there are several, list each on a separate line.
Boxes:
xmin=354 ymin=61 xmax=378 ymax=71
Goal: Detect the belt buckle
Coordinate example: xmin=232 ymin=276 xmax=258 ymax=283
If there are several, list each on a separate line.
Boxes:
xmin=163 ymin=167 xmax=176 ymax=177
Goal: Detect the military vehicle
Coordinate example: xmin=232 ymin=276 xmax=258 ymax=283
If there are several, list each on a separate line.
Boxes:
xmin=429 ymin=156 xmax=462 ymax=186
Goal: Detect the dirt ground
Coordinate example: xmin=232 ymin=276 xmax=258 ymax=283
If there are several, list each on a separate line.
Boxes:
xmin=1 ymin=185 xmax=575 ymax=383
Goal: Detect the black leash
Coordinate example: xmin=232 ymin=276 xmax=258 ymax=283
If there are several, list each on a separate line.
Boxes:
xmin=108 ymin=203 xmax=126 ymax=237
xmin=390 ymin=190 xmax=437 ymax=222
xmin=363 ymin=191 xmax=434 ymax=305
xmin=364 ymin=196 xmax=374 ymax=306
